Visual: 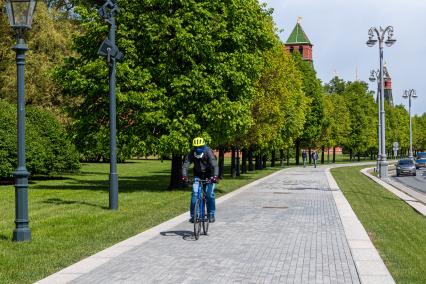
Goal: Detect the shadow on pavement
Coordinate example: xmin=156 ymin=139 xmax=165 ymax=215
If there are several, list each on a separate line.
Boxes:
xmin=160 ymin=230 xmax=195 ymax=241
xmin=287 ymin=187 xmax=339 ymax=191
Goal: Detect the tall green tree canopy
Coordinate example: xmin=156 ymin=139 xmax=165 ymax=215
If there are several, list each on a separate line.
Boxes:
xmin=321 ymin=92 xmax=351 ymax=149
xmin=0 ymin=1 xmax=74 ymax=110
xmin=342 ymin=81 xmax=377 ymax=156
xmin=291 ymin=53 xmax=325 ymax=149
xmin=386 ymin=104 xmax=409 ymax=152
xmin=56 ymin=0 xmax=278 ymax=160
xmin=244 ymin=45 xmax=307 ymax=151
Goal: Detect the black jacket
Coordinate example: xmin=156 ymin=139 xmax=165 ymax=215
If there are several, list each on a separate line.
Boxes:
xmin=182 ymin=147 xmax=219 ymax=178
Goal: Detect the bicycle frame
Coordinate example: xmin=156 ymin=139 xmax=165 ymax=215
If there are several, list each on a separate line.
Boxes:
xmin=195 ymin=178 xmax=210 ymax=221
xmin=189 ymin=178 xmax=211 ymax=239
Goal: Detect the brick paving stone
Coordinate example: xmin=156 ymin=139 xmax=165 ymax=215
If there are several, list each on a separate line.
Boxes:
xmin=70 ymin=167 xmax=360 ymax=284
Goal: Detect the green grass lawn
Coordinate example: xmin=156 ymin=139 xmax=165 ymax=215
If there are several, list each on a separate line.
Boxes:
xmin=0 ymin=159 xmax=283 ymax=284
xmin=332 ymin=166 xmax=426 ymax=284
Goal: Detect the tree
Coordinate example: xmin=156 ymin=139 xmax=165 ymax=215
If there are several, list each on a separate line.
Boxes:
xmin=386 ymin=104 xmax=409 ymax=157
xmin=291 ymin=53 xmax=324 ymax=164
xmin=321 ymin=92 xmax=350 ymax=162
xmin=0 ymin=1 xmax=74 ymax=112
xmin=56 ymin=0 xmax=278 ymax=188
xmin=412 ymin=113 xmax=426 ymax=152
xmin=324 ymin=76 xmax=346 ymax=95
xmin=244 ymin=44 xmax=307 ymax=153
xmin=342 ymin=81 xmax=377 ymax=160
xmin=0 ymin=99 xmax=80 ymax=178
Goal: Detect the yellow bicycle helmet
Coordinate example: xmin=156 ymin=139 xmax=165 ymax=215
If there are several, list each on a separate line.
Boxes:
xmin=192 ymin=137 xmax=206 ymax=147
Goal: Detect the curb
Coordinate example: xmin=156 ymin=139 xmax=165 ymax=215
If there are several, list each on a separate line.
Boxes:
xmin=35 ymin=167 xmax=291 ymax=284
xmin=325 ymin=167 xmax=395 ymax=284
xmin=361 ymin=167 xmax=426 ymax=217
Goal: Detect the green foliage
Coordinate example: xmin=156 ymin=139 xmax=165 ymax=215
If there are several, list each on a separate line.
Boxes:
xmin=291 ymin=53 xmax=324 ymax=148
xmin=56 ymin=0 xmax=277 ymax=159
xmin=0 ymin=1 xmax=74 ymax=110
xmin=245 ymin=45 xmax=308 ymax=150
xmin=413 ymin=113 xmax=426 ymax=151
xmin=324 ymin=76 xmax=346 ymax=95
xmin=342 ymin=81 xmax=377 ymax=155
xmin=386 ymin=104 xmax=409 ymax=151
xmin=321 ymin=92 xmax=351 ymax=148
xmin=0 ymin=100 xmax=80 ymax=178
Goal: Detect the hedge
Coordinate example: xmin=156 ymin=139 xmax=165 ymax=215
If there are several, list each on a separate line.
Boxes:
xmin=0 ymin=99 xmax=80 ymax=178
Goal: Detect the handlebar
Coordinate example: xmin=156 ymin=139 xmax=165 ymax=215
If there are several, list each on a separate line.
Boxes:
xmin=187 ymin=178 xmax=212 ymax=184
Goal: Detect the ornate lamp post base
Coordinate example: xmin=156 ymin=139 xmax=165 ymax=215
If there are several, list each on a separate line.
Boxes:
xmin=13 ymin=228 xmax=31 ymax=242
xmin=379 ymin=160 xmax=388 ymax=179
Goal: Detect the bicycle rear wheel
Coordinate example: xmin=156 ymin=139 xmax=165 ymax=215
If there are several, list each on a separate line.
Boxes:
xmin=193 ymin=199 xmax=201 ymax=240
xmin=202 ymin=198 xmax=209 ymax=235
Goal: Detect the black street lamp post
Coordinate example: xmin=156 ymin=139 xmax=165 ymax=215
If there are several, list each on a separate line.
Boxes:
xmin=366 ymin=26 xmax=396 ymax=179
xmin=5 ymin=0 xmax=37 ymax=242
xmin=403 ymin=89 xmax=417 ymax=160
xmin=98 ymin=0 xmax=123 ymax=210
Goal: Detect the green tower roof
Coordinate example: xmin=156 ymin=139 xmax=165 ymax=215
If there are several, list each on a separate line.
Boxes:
xmin=286 ymin=23 xmax=312 ymax=45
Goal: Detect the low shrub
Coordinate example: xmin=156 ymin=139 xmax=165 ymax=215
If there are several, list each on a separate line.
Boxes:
xmin=0 ymin=100 xmax=80 ymax=178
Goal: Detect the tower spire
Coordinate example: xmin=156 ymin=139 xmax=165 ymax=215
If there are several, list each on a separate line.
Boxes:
xmin=285 ymin=20 xmax=313 ymax=62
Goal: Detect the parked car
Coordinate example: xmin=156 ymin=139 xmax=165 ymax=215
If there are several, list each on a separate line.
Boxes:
xmin=396 ymin=159 xmax=416 ymax=177
xmin=415 ymin=152 xmax=426 ymax=169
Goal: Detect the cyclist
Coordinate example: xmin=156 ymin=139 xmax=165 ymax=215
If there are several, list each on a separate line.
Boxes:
xmin=182 ymin=137 xmax=219 ymax=223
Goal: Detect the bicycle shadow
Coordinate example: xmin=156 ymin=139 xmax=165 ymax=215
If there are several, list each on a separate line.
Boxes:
xmin=160 ymin=230 xmax=196 ymax=241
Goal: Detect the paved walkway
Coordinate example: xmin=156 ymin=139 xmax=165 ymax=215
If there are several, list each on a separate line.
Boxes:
xmin=38 ymin=165 xmax=394 ymax=284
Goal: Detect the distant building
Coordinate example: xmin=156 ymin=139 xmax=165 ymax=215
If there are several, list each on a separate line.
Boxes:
xmin=285 ymin=19 xmax=313 ymax=62
xmin=383 ymin=64 xmax=394 ymax=106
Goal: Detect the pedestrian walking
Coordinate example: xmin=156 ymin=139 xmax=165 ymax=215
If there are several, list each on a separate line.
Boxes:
xmin=312 ymin=150 xmax=319 ymax=168
xmin=302 ymin=150 xmax=307 ymax=168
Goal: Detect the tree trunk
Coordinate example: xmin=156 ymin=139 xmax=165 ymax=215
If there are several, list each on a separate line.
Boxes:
xmin=308 ymin=148 xmax=312 ymax=164
xmin=218 ymin=147 xmax=225 ymax=179
xmin=241 ymin=149 xmax=247 ymax=174
xmin=271 ymin=150 xmax=276 ymax=167
xmin=231 ymin=146 xmax=236 ymax=178
xmin=169 ymin=153 xmax=183 ymax=189
xmin=287 ymin=149 xmax=290 ymax=166
xmin=295 ymin=140 xmax=300 ymax=165
xmin=280 ymin=149 xmax=284 ymax=167
xmin=321 ymin=146 xmax=325 ymax=164
xmin=255 ymin=154 xmax=262 ymax=170
xmin=357 ymin=152 xmax=360 ymax=162
xmin=333 ymin=147 xmax=336 ymax=163
xmin=236 ymin=147 xmax=240 ymax=176
xmin=327 ymin=148 xmax=330 ymax=164
xmin=349 ymin=149 xmax=353 ymax=161
xmin=248 ymin=149 xmax=254 ymax=171
xmin=262 ymin=155 xmax=267 ymax=169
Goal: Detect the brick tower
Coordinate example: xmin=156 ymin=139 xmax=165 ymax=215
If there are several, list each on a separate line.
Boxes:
xmin=383 ymin=63 xmax=393 ymax=106
xmin=285 ymin=18 xmax=313 ymax=62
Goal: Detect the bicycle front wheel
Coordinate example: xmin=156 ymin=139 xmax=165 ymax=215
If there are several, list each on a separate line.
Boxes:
xmin=193 ymin=199 xmax=201 ymax=240
xmin=202 ymin=198 xmax=209 ymax=235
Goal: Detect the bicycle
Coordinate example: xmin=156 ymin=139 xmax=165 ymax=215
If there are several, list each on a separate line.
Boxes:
xmin=190 ymin=178 xmax=211 ymax=240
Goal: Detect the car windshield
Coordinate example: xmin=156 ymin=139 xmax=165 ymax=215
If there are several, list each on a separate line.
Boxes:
xmin=417 ymin=153 xmax=426 ymax=159
xmin=399 ymin=160 xmax=414 ymax=165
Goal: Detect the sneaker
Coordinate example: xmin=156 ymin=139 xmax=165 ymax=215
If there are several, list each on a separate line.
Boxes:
xmin=208 ymin=216 xmax=215 ymax=223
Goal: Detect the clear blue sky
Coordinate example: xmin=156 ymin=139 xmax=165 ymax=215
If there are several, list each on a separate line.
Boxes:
xmin=261 ymin=0 xmax=426 ymax=115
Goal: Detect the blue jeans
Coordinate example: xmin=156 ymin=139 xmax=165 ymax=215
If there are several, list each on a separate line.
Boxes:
xmin=190 ymin=177 xmax=216 ymax=217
